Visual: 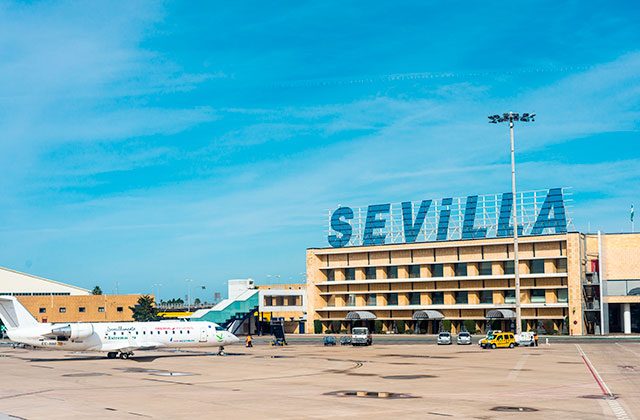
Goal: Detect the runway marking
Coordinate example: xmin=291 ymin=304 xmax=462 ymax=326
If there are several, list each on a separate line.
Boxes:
xmin=507 ymin=354 xmax=529 ymax=380
xmin=575 ymin=344 xmax=630 ymax=420
xmin=615 ymin=342 xmax=640 ymax=359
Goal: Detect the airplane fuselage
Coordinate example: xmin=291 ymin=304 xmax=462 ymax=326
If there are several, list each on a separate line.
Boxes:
xmin=7 ymin=320 xmax=238 ymax=353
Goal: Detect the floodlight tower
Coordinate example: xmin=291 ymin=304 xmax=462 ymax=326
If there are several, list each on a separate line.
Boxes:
xmin=488 ymin=112 xmax=535 ymax=335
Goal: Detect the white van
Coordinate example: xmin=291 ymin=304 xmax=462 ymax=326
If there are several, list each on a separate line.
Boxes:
xmin=515 ymin=331 xmax=538 ymax=347
xmin=351 ymin=327 xmax=372 ymax=346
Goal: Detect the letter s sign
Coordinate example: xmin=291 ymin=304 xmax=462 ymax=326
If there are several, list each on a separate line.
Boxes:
xmin=328 ymin=207 xmax=353 ymax=248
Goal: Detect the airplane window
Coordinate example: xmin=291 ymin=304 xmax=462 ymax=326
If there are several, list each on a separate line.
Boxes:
xmin=165 ymin=331 xmax=168 ymax=334
xmin=172 ymin=331 xmax=175 ymax=334
xmin=143 ymin=331 xmax=146 ymax=335
xmin=121 ymin=332 xmax=124 ymax=335
xmin=113 ymin=332 xmax=116 ymax=336
xmin=179 ymin=330 xmax=183 ymax=334
xmin=187 ymin=331 xmax=190 ymax=334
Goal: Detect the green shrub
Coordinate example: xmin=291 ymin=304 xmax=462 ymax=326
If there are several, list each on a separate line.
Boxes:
xmin=442 ymin=320 xmax=451 ymax=332
xmin=313 ymin=320 xmax=322 ymax=334
xmin=374 ymin=320 xmax=383 ymax=334
xmin=396 ymin=320 xmax=405 ymax=333
xmin=463 ymin=320 xmax=476 ymax=333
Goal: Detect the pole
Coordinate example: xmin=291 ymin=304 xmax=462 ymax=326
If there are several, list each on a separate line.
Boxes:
xmin=154 ymin=284 xmax=161 ymax=304
xmin=186 ymin=279 xmax=193 ymax=311
xmin=509 ymin=116 xmax=522 ymax=335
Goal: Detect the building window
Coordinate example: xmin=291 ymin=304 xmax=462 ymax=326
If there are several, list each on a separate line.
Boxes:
xmin=480 ymin=290 xmax=493 ymax=304
xmin=387 ymin=293 xmax=398 ymax=306
xmin=504 ymin=290 xmax=516 ymax=304
xmin=117 ymin=307 xmax=124 ymax=312
xmin=479 ymin=262 xmax=492 ymax=276
xmin=556 ymin=259 xmax=567 ymax=273
xmin=98 ymin=307 xmax=105 ymax=313
xmin=557 ymin=289 xmax=568 ymax=303
xmin=409 ymin=292 xmax=421 ymax=305
xmin=78 ymin=307 xmax=86 ymax=313
xmin=531 ymin=289 xmax=546 ymax=303
xmin=530 ymin=260 xmax=545 ymax=274
xmin=455 ymin=291 xmax=468 ymax=304
xmin=367 ymin=294 xmax=377 ymax=306
xmin=345 ymin=268 xmax=356 ymax=281
xmin=365 ymin=266 xmax=376 ymax=280
xmin=326 ymin=269 xmax=335 ymax=281
xmin=504 ymin=261 xmax=515 ymax=275
xmin=409 ymin=265 xmax=421 ymax=278
xmin=347 ymin=294 xmax=356 ymax=306
xmin=59 ymin=307 xmax=66 ymax=313
xmin=432 ymin=292 xmax=444 ymax=305
xmin=431 ymin=264 xmax=444 ymax=277
xmin=454 ymin=263 xmax=467 ymax=277
xmin=386 ymin=266 xmax=398 ymax=279
xmin=39 ymin=307 xmax=46 ymax=314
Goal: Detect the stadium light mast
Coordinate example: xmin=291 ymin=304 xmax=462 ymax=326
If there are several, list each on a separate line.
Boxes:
xmin=488 ymin=112 xmax=535 ymax=335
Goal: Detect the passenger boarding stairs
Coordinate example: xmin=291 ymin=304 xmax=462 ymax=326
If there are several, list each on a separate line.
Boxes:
xmin=190 ymin=289 xmax=259 ymax=334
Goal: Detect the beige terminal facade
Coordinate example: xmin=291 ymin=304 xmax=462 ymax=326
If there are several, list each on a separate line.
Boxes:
xmin=306 ymin=232 xmax=640 ymax=335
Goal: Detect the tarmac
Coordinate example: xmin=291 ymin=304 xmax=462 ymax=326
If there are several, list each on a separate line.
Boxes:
xmin=1 ymin=338 xmax=639 ymax=419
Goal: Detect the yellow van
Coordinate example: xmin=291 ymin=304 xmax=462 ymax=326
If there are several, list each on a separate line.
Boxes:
xmin=480 ymin=332 xmax=516 ymax=349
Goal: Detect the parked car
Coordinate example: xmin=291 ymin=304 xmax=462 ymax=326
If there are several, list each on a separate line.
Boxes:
xmin=437 ymin=332 xmax=452 ymax=345
xmin=351 ymin=327 xmax=372 ymax=346
xmin=323 ymin=336 xmax=337 ymax=346
xmin=456 ymin=331 xmax=472 ymax=345
xmin=480 ymin=332 xmax=516 ymax=349
xmin=515 ymin=331 xmax=539 ymax=347
xmin=339 ymin=336 xmax=352 ymax=346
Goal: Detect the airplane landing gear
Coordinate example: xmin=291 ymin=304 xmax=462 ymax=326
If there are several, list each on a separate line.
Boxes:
xmin=107 ymin=352 xmax=117 ymax=359
xmin=119 ymin=352 xmax=134 ymax=359
xmin=217 ymin=346 xmax=226 ymax=356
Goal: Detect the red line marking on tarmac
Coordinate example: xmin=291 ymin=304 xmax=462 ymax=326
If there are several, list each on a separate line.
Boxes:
xmin=580 ymin=354 xmax=608 ymax=396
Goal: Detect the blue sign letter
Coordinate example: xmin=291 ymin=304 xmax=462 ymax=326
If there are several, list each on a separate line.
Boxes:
xmin=363 ymin=204 xmax=390 ymax=246
xmin=437 ymin=198 xmax=453 ymax=241
xmin=531 ymin=188 xmax=567 ymax=235
xmin=328 ymin=207 xmax=354 ymax=248
xmin=402 ymin=200 xmax=432 ymax=243
xmin=497 ymin=192 xmax=523 ymax=237
xmin=462 ymin=195 xmax=488 ymax=239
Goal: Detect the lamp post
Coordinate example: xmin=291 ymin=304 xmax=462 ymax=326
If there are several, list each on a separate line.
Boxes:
xmin=185 ymin=279 xmax=193 ymax=311
xmin=488 ymin=112 xmax=535 ymax=335
xmin=152 ymin=283 xmax=162 ymax=305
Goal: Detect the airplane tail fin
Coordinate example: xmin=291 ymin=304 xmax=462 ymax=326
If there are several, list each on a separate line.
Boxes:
xmin=0 ymin=296 xmax=39 ymax=330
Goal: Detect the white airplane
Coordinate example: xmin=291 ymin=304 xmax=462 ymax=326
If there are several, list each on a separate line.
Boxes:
xmin=0 ymin=296 xmax=239 ymax=359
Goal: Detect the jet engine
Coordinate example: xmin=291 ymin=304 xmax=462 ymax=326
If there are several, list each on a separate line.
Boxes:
xmin=51 ymin=323 xmax=94 ymax=340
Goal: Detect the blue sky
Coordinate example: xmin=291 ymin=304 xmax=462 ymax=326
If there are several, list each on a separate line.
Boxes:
xmin=1 ymin=1 xmax=639 ymax=301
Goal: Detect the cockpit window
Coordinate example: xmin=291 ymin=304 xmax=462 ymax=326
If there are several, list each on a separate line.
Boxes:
xmin=215 ymin=325 xmax=226 ymax=331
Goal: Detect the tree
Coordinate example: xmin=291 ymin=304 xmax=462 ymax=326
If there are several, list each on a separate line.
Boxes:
xmin=193 ymin=298 xmax=201 ymax=306
xmin=129 ymin=295 xmax=160 ymax=322
xmin=92 ymin=286 xmax=103 ymax=295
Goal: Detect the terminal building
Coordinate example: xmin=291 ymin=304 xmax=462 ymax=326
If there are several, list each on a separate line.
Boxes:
xmin=0 ymin=266 xmax=143 ymax=323
xmin=306 ymin=188 xmax=640 ymax=336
